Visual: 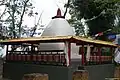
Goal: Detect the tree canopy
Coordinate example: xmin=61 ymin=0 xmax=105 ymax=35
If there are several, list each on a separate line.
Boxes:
xmin=0 ymin=0 xmax=43 ymax=39
xmin=68 ymin=0 xmax=120 ymax=40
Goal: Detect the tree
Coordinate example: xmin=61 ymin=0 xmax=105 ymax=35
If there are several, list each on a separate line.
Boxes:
xmin=64 ymin=0 xmax=70 ymax=18
xmin=0 ymin=0 xmax=45 ymax=58
xmin=0 ymin=23 xmax=8 ymax=39
xmin=68 ymin=0 xmax=120 ymax=40
xmin=0 ymin=0 xmax=35 ymax=39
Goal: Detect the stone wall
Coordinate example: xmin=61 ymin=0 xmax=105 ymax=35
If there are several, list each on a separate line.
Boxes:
xmin=73 ymin=70 xmax=89 ymax=80
xmin=22 ymin=73 xmax=48 ymax=80
xmin=114 ymin=66 xmax=120 ymax=79
xmin=3 ymin=63 xmax=72 ymax=80
xmin=3 ymin=63 xmax=115 ymax=80
xmin=85 ymin=64 xmax=115 ymax=80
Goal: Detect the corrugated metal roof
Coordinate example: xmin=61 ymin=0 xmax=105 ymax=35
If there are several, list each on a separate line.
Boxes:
xmin=73 ymin=36 xmax=116 ymax=46
xmin=0 ymin=36 xmax=71 ymax=42
xmin=0 ymin=36 xmax=117 ymax=47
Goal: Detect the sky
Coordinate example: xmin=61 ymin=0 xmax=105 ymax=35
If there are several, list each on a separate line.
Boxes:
xmin=23 ymin=0 xmax=70 ymax=27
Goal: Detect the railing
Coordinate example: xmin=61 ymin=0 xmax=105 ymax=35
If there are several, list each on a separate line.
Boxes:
xmin=80 ymin=47 xmax=114 ymax=65
xmin=6 ymin=50 xmax=113 ymax=66
xmin=6 ymin=50 xmax=66 ymax=66
xmin=86 ymin=56 xmax=112 ymax=65
xmin=84 ymin=52 xmax=113 ymax=65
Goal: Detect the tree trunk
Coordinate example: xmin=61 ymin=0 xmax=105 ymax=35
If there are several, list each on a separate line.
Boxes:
xmin=63 ymin=0 xmax=70 ymax=18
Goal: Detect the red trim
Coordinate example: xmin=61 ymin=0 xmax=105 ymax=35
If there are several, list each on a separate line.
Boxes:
xmin=82 ymin=45 xmax=85 ymax=65
xmin=52 ymin=8 xmax=65 ymax=19
xmin=57 ymin=8 xmax=62 ymax=16
xmin=110 ymin=47 xmax=113 ymax=54
xmin=98 ymin=46 xmax=101 ymax=64
xmin=68 ymin=42 xmax=71 ymax=66
xmin=110 ymin=47 xmax=113 ymax=63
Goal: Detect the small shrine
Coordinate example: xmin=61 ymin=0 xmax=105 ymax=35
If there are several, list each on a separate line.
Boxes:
xmin=0 ymin=8 xmax=117 ymax=80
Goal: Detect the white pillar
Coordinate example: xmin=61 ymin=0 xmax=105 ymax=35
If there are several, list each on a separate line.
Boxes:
xmin=64 ymin=41 xmax=71 ymax=66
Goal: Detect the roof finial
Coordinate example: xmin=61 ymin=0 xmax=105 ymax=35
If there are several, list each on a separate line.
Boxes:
xmin=57 ymin=8 xmax=61 ymax=16
xmin=52 ymin=8 xmax=65 ymax=19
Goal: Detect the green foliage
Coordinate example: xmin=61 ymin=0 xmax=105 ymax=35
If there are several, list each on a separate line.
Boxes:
xmin=0 ymin=0 xmax=34 ymax=39
xmin=68 ymin=19 xmax=85 ymax=36
xmin=68 ymin=0 xmax=120 ymax=39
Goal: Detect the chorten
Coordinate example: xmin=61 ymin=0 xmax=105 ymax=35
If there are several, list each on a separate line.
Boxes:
xmin=40 ymin=8 xmax=80 ymax=59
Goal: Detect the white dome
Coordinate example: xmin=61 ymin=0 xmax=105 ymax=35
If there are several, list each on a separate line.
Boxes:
xmin=42 ymin=18 xmax=75 ymax=36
